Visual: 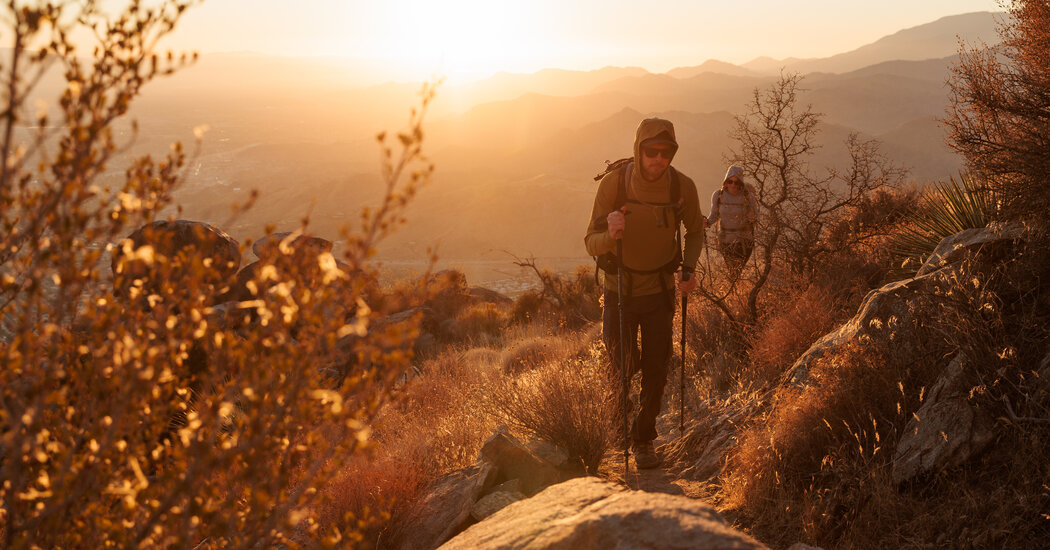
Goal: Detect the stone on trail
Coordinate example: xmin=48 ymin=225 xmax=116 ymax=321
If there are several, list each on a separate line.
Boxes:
xmin=395 ymin=461 xmax=497 ymax=550
xmin=440 ymin=477 xmax=766 ymax=550
xmin=479 ymin=426 xmax=566 ymax=495
xmin=471 ymin=490 xmax=526 ymax=521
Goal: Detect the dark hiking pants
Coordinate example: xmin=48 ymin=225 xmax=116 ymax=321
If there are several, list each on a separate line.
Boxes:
xmin=602 ymin=290 xmax=673 ymax=443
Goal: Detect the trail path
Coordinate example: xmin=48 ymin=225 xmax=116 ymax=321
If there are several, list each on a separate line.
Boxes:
xmin=595 ymin=409 xmax=711 ymax=500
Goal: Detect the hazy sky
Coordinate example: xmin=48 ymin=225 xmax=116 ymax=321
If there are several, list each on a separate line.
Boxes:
xmin=155 ymin=0 xmax=1002 ymax=81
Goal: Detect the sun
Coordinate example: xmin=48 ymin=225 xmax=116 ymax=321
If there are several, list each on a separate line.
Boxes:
xmin=378 ymin=0 xmax=546 ymax=81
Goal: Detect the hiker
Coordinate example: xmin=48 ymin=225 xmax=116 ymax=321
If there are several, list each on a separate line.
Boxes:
xmin=584 ymin=118 xmax=705 ymax=469
xmin=707 ymin=165 xmax=758 ymax=279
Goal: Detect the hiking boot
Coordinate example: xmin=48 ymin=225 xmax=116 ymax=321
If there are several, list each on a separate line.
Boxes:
xmin=632 ymin=441 xmax=662 ymax=469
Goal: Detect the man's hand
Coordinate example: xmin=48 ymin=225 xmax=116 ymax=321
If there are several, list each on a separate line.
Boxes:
xmin=677 ymin=270 xmax=697 ymax=293
xmin=607 ymin=209 xmax=625 ymax=240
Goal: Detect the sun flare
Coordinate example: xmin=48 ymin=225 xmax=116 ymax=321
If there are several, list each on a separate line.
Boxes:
xmin=378 ymin=0 xmax=547 ymax=81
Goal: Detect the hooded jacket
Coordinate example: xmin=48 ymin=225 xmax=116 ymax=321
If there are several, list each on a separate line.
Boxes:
xmin=584 ymin=118 xmax=705 ymax=297
xmin=708 ymin=165 xmax=759 ymax=244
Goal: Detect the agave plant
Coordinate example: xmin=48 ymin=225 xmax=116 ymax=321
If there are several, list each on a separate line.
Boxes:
xmin=891 ymin=173 xmax=999 ymax=278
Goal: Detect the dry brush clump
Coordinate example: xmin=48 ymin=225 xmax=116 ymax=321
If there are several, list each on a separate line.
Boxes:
xmin=483 ymin=340 xmax=614 ymax=474
xmin=0 ymin=3 xmax=438 ymax=547
xmin=314 ymin=343 xmax=503 ymax=544
xmin=510 ymin=262 xmax=601 ymax=329
xmin=718 ymin=242 xmax=1050 ymax=549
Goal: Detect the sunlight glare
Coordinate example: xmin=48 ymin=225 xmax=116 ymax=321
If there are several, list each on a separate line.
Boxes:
xmin=382 ymin=0 xmax=542 ymax=82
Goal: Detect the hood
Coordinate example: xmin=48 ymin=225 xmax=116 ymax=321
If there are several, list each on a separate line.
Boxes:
xmin=633 ymin=118 xmax=678 ymax=167
xmin=723 ymin=165 xmax=745 ymax=185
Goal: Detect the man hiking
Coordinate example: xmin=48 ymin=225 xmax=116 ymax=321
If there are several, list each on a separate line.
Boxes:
xmin=707 ymin=165 xmax=758 ymax=279
xmin=584 ymin=118 xmax=705 ymax=469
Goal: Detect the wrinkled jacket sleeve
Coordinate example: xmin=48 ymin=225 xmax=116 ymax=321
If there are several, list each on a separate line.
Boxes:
xmin=706 ymin=189 xmax=721 ymax=227
xmin=680 ymin=175 xmax=705 ymax=271
xmin=584 ymin=172 xmax=618 ymax=257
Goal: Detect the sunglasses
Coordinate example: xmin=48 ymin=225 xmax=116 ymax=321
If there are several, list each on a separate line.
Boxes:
xmin=642 ymin=147 xmax=676 ymax=160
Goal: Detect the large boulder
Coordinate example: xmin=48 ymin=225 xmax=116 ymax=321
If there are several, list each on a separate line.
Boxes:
xmin=783 ymin=274 xmax=935 ymax=388
xmin=220 ymin=232 xmax=343 ymax=303
xmin=478 ymin=426 xmax=568 ymax=495
xmin=785 ymin=223 xmax=1028 ymax=389
xmin=916 ymin=222 xmax=1026 ymax=276
xmin=111 ymin=220 xmax=240 ymax=307
xmin=892 ymin=353 xmax=996 ymax=483
xmin=394 ymin=462 xmax=497 ymax=550
xmin=439 ymin=477 xmax=766 ymax=550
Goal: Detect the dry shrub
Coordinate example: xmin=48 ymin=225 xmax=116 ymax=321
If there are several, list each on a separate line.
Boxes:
xmin=685 ymin=301 xmax=749 ymax=395
xmin=453 ymin=302 xmax=506 ymax=339
xmin=721 ymin=339 xmax=940 ymax=547
xmin=484 ymin=347 xmax=614 ymax=474
xmin=0 ymin=4 xmax=438 ymax=546
xmin=315 ymin=343 xmax=502 ymax=545
xmin=720 ymin=240 xmax=1050 ymax=548
xmin=511 ymin=264 xmax=600 ymax=329
xmin=460 ymin=346 xmax=501 ymax=371
xmin=748 ymin=285 xmax=845 ymax=386
xmin=500 ymin=335 xmax=565 ymax=375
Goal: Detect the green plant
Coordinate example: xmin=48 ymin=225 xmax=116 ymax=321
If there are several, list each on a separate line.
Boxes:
xmin=891 ymin=173 xmax=997 ymax=278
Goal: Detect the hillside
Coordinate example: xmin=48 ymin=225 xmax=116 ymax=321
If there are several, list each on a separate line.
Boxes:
xmin=142 ymin=12 xmax=1004 ymax=284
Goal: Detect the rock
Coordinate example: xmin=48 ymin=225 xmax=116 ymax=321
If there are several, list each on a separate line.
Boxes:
xmin=479 ymin=427 xmax=565 ymax=495
xmin=112 ymin=220 xmax=240 ymax=306
xmin=470 ymin=490 xmax=526 ymax=521
xmin=395 ymin=461 xmax=497 ymax=550
xmin=525 ymin=439 xmax=570 ymax=470
xmin=440 ymin=477 xmax=766 ymax=550
xmin=785 ymin=224 xmax=1029 ymax=389
xmin=251 ymin=231 xmax=333 ymax=260
xmin=469 ymin=286 xmax=512 ymax=306
xmin=487 ymin=479 xmax=523 ymax=495
xmin=783 ymin=275 xmax=932 ymax=388
xmin=916 ymin=223 xmax=1026 ymax=276
xmin=892 ymin=353 xmax=996 ymax=483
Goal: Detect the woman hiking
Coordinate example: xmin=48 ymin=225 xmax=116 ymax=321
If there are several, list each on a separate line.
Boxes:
xmin=707 ymin=165 xmax=758 ymax=279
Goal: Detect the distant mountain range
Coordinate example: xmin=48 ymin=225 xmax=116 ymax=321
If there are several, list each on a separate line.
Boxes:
xmin=119 ymin=11 xmax=1006 ymax=270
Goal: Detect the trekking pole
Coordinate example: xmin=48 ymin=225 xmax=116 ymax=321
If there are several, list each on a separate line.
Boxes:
xmin=680 ymin=282 xmax=687 ymax=435
xmin=616 ymin=239 xmax=629 ymax=480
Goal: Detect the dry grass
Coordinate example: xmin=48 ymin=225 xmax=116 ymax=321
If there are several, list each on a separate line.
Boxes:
xmin=484 ymin=341 xmax=614 ymax=474
xmin=453 ymin=302 xmax=507 ymax=339
xmin=715 ymin=241 xmax=1050 ymax=549
xmin=747 ymin=285 xmax=845 ymax=387
xmin=500 ymin=335 xmax=565 ymax=375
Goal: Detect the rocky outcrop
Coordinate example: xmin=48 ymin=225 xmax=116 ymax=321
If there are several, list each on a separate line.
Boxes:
xmin=892 ymin=353 xmax=996 ymax=483
xmin=479 ymin=427 xmax=571 ymax=495
xmin=250 ymin=231 xmax=333 ymax=260
xmin=111 ymin=220 xmax=240 ymax=306
xmin=395 ymin=462 xmax=497 ymax=550
xmin=773 ymin=225 xmax=1028 ymax=483
xmin=439 ymin=477 xmax=766 ymax=550
xmin=393 ymin=428 xmax=583 ymax=550
xmin=916 ymin=222 xmax=1026 ymax=276
xmin=784 ymin=223 xmax=1028 ymax=388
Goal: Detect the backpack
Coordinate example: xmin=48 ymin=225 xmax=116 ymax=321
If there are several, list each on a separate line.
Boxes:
xmin=590 ymin=158 xmax=683 ymax=288
xmin=710 ymin=182 xmax=757 ymax=235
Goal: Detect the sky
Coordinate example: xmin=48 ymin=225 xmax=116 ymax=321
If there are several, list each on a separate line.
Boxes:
xmin=151 ymin=0 xmax=1003 ymax=82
